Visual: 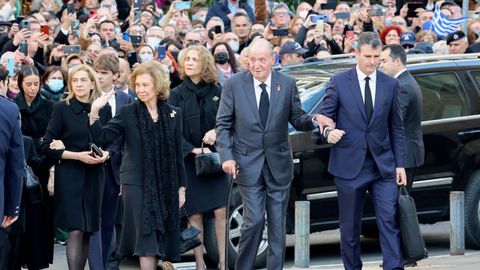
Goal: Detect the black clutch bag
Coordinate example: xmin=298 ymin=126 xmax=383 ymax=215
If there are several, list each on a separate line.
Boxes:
xmin=194 ymin=142 xmax=222 ymax=177
xmin=24 ymin=163 xmax=43 ymax=205
xmin=179 ymin=225 xmax=202 ymax=254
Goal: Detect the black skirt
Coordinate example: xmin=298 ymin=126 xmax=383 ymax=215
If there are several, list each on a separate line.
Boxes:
xmin=184 ymin=154 xmax=228 ymax=215
xmin=118 ymin=185 xmax=181 ymax=261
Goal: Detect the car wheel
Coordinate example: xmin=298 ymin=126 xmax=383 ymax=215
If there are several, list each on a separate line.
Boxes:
xmin=203 ymin=188 xmax=268 ymax=269
xmin=465 ymin=171 xmax=480 ymax=248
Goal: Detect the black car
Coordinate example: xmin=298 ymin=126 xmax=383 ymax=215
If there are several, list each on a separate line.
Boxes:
xmin=201 ymin=54 xmax=480 ymax=268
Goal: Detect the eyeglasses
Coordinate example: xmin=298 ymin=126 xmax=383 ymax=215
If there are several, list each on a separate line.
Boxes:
xmin=274 ymin=12 xmax=289 ymax=17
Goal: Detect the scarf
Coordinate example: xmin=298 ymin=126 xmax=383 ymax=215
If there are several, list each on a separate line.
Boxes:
xmin=183 ymin=77 xmax=218 ymax=142
xmin=137 ymin=100 xmax=179 ymax=235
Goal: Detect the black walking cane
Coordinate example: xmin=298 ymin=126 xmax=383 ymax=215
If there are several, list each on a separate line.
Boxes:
xmin=224 ymin=164 xmax=238 ymax=270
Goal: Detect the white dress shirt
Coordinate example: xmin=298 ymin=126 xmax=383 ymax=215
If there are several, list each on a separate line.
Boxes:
xmin=394 ymin=68 xmax=408 ymax=79
xmin=252 ymin=72 xmax=272 ymax=109
xmin=356 ymin=65 xmax=377 ymax=107
xmin=107 ymin=89 xmax=116 ymax=117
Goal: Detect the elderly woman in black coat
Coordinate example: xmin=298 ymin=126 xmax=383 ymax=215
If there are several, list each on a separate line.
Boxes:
xmin=88 ymin=61 xmax=186 ymax=270
xmin=169 ymin=45 xmax=228 ymax=270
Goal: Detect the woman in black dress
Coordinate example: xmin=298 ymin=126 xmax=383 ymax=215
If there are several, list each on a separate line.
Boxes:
xmin=42 ymin=64 xmax=109 ymax=270
xmin=13 ymin=65 xmax=55 ymax=270
xmin=88 ymin=61 xmax=186 ymax=270
xmin=169 ymin=45 xmax=228 ymax=270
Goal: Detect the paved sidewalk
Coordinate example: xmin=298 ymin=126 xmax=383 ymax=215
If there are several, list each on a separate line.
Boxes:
xmin=50 ymin=244 xmax=480 ymax=269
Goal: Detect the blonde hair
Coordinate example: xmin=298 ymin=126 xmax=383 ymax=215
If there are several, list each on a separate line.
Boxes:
xmin=129 ymin=61 xmax=171 ymax=101
xmin=178 ymin=45 xmax=218 ymax=84
xmin=61 ymin=54 xmax=85 ymax=78
xmin=65 ymin=64 xmax=102 ymax=104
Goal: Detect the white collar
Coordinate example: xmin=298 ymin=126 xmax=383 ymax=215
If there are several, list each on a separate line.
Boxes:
xmin=394 ymin=68 xmax=408 ymax=79
xmin=356 ymin=65 xmax=377 ymax=82
xmin=252 ymin=70 xmax=273 ymax=89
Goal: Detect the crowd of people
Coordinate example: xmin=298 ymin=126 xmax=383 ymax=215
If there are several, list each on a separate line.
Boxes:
xmin=0 ymin=0 xmax=478 ymax=269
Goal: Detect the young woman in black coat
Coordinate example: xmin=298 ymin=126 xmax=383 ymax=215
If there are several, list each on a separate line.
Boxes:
xmin=169 ymin=45 xmax=228 ymax=270
xmin=42 ymin=65 xmax=110 ymax=270
xmin=13 ymin=65 xmax=55 ymax=270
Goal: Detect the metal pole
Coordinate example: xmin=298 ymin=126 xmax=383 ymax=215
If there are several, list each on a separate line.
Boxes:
xmin=462 ymin=0 xmax=469 ymax=33
xmin=450 ymin=191 xmax=465 ymax=256
xmin=295 ymin=201 xmax=310 ymax=268
xmin=224 ymin=175 xmax=235 ymax=270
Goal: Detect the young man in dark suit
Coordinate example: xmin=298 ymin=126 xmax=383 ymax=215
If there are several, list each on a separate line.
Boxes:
xmin=89 ymin=54 xmax=133 ymax=269
xmin=380 ymin=44 xmax=425 ymax=192
xmin=321 ymin=32 xmax=407 ymax=270
xmin=0 ymin=67 xmax=25 ymax=268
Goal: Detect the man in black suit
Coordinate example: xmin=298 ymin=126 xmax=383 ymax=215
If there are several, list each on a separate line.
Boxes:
xmin=0 ymin=68 xmax=25 ymax=268
xmin=380 ymin=44 xmax=425 ymax=191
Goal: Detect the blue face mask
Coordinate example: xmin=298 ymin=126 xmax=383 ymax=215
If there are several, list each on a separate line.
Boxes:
xmin=47 ymin=79 xmax=64 ymax=93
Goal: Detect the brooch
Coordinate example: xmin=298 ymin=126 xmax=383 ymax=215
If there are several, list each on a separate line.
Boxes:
xmin=212 ymin=96 xmax=219 ymax=102
xmin=276 ymin=83 xmax=281 ymax=91
xmin=170 ymin=110 xmax=176 ymax=118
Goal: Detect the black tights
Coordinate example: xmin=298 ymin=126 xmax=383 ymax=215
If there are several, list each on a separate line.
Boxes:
xmin=66 ymin=230 xmax=91 ymax=270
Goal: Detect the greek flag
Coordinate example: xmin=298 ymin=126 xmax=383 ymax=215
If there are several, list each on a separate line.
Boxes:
xmin=432 ymin=4 xmax=466 ymax=38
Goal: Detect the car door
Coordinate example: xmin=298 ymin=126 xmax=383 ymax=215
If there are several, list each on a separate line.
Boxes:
xmin=410 ymin=68 xmax=479 ymax=222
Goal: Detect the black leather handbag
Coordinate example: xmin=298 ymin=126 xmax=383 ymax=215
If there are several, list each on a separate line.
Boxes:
xmin=24 ymin=162 xmax=43 ymax=205
xmin=194 ymin=142 xmax=222 ymax=176
xmin=398 ymin=186 xmax=428 ymax=261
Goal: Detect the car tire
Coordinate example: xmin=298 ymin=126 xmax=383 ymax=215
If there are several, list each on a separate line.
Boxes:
xmin=465 ymin=171 xmax=480 ymax=248
xmin=203 ymin=188 xmax=268 ymax=269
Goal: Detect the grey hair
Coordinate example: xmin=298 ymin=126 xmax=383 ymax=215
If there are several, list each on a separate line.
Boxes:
xmin=146 ymin=26 xmax=164 ymax=36
xmin=272 ymin=3 xmax=291 ymax=14
xmin=249 ymin=38 xmax=274 ymax=57
xmin=358 ymin=32 xmax=382 ymax=51
xmin=206 ymin=16 xmax=225 ymax=29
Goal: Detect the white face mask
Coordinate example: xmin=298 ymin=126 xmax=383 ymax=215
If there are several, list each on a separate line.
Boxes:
xmin=140 ymin=54 xmax=154 ymax=63
xmin=228 ymin=41 xmax=239 ymax=53
xmin=147 ymin=37 xmax=161 ymax=50
xmin=299 ymin=10 xmax=309 ymax=20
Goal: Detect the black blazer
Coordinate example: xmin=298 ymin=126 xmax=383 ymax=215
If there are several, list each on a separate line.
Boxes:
xmin=169 ymin=82 xmax=222 ymax=157
xmin=0 ymin=97 xmax=24 ymax=218
xmin=41 ymin=98 xmax=109 ymax=181
xmin=14 ymin=93 xmax=53 ymax=150
xmin=89 ymin=101 xmax=186 ymax=188
xmin=397 ymin=70 xmax=425 ymax=168
xmin=102 ymin=91 xmax=133 ymax=185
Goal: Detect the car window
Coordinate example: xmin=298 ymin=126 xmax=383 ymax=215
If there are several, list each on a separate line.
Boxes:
xmin=414 ymin=73 xmax=467 ymax=121
xmin=299 ymin=82 xmax=327 ymax=114
xmin=288 ymin=82 xmax=327 ymax=132
xmin=469 ymin=71 xmax=480 ymax=91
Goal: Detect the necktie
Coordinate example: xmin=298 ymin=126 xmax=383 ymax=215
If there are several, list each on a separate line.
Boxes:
xmin=258 ymin=83 xmax=269 ymax=127
xmin=364 ymin=76 xmax=373 ymax=122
